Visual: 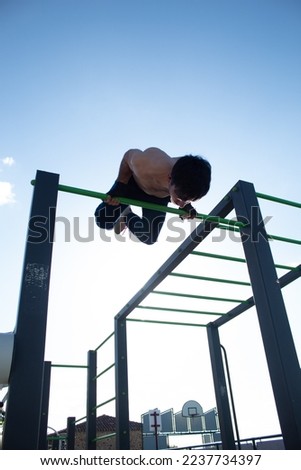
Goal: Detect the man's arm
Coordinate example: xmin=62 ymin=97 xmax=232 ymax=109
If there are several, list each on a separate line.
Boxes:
xmin=106 ymin=149 xmax=142 ymax=205
xmin=116 ymin=149 xmax=142 ymax=183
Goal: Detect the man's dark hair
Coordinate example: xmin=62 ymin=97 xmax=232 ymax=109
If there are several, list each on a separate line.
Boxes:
xmin=170 ymin=155 xmax=211 ymax=201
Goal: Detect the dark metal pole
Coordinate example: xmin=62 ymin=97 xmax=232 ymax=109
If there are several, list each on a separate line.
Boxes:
xmin=232 ymin=180 xmax=301 ymax=449
xmin=207 ymin=324 xmax=236 ymax=449
xmin=115 ymin=318 xmax=130 ymax=449
xmin=86 ymin=350 xmax=97 ymax=450
xmin=38 ymin=361 xmax=52 ymax=449
xmin=3 ymin=170 xmax=59 ymax=449
xmin=67 ymin=417 xmax=76 ymax=450
xmin=220 ymin=345 xmax=241 ymax=449
xmin=150 ymin=410 xmax=159 ymax=450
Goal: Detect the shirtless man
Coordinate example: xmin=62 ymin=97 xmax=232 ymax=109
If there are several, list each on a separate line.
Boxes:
xmin=94 ymin=147 xmax=211 ymax=245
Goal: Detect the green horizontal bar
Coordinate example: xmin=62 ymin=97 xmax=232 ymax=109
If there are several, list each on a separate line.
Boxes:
xmin=192 ymin=251 xmax=247 ymax=263
xmin=212 ymin=224 xmax=301 ymax=246
xmin=256 ymin=192 xmax=301 ymax=209
xmin=31 ymin=179 xmax=245 ymax=228
xmin=169 ymin=272 xmax=250 ymax=286
xmin=191 ymin=251 xmax=298 ymax=271
xmin=74 ymin=415 xmax=87 ymax=424
xmin=217 ymin=223 xmax=239 ymax=232
xmin=136 ymin=305 xmax=225 ymax=316
xmin=95 ymin=362 xmax=115 ymax=380
xmin=127 ymin=318 xmax=207 ymax=328
xmin=94 ymin=396 xmax=116 ymax=411
xmin=36 ymin=179 xmax=301 ymax=212
xmin=152 ymin=290 xmax=247 ymax=304
xmin=268 ymin=233 xmax=301 ymax=245
xmin=32 ymin=178 xmax=300 ymax=243
xmin=51 ymin=363 xmax=88 ymax=369
xmin=47 ymin=435 xmax=67 ymax=441
xmin=93 ymin=432 xmax=116 ymax=442
xmin=94 ymin=331 xmax=115 ymax=351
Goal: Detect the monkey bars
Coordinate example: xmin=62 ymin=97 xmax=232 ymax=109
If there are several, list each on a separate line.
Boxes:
xmin=3 ymin=171 xmax=300 ymax=451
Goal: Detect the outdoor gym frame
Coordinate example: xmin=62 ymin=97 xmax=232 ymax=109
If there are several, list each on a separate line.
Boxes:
xmin=2 ymin=170 xmax=301 ymax=450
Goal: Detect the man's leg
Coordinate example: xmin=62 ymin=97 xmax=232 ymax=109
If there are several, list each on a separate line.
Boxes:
xmin=126 ymin=208 xmax=167 ymax=245
xmin=94 ymin=201 xmax=128 ymax=230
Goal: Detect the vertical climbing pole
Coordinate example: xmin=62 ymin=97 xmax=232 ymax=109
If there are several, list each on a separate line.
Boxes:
xmin=3 ymin=170 xmax=59 ymax=449
xmin=115 ymin=317 xmax=130 ymax=449
xmin=38 ymin=361 xmax=52 ymax=449
xmin=232 ymin=180 xmax=301 ymax=449
xmin=207 ymin=324 xmax=236 ymax=449
xmin=67 ymin=416 xmax=76 ymax=450
xmin=86 ymin=350 xmax=97 ymax=449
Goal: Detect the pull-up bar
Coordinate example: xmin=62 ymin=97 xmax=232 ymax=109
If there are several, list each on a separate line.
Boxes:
xmin=169 ymin=272 xmax=251 ymax=286
xmin=256 ymin=191 xmax=301 ymax=209
xmin=31 ymin=179 xmax=245 ymax=228
xmin=31 ymin=179 xmax=301 ymax=245
xmin=216 ymin=224 xmax=301 ymax=246
xmin=152 ymin=289 xmax=248 ymax=304
xmin=191 ymin=250 xmax=299 ymax=271
xmin=127 ymin=318 xmax=208 ymax=328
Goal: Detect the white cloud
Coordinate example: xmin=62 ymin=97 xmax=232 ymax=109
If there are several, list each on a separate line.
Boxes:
xmin=0 ymin=182 xmax=16 ymax=205
xmin=2 ymin=157 xmax=15 ymax=167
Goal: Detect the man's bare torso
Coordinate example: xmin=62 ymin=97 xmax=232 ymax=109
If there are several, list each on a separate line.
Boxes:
xmin=127 ymin=147 xmax=179 ymax=198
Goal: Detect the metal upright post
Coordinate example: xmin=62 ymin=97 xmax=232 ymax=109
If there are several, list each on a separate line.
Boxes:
xmin=67 ymin=417 xmax=76 ymax=450
xmin=38 ymin=361 xmax=52 ymax=449
xmin=232 ymin=180 xmax=301 ymax=449
xmin=115 ymin=317 xmax=130 ymax=450
xmin=86 ymin=350 xmax=97 ymax=450
xmin=3 ymin=170 xmax=59 ymax=450
xmin=207 ymin=324 xmax=236 ymax=449
xmin=220 ymin=346 xmax=241 ymax=449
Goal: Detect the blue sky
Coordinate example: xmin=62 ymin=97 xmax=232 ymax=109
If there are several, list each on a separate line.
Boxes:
xmin=1 ymin=0 xmax=301 ymax=442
